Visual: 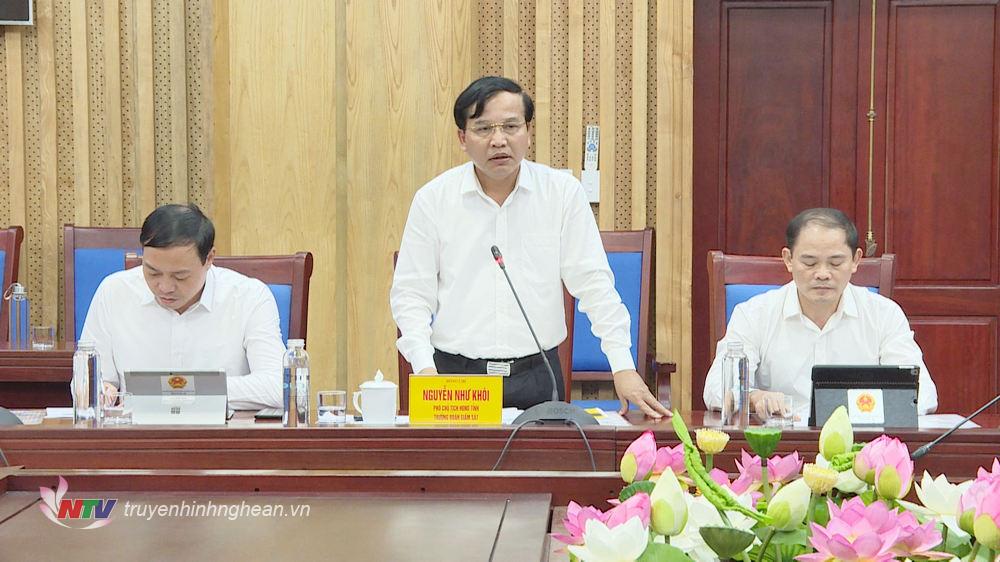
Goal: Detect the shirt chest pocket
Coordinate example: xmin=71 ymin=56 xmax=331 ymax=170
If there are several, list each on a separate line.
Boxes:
xmin=520 ymin=234 xmax=560 ymax=280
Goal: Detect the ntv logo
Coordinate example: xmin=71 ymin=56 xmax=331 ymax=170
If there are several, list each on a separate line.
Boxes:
xmin=39 ymin=476 xmax=116 ymax=530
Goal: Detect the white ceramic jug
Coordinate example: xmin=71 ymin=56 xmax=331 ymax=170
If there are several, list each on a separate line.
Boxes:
xmin=353 ymin=370 xmax=398 ymax=424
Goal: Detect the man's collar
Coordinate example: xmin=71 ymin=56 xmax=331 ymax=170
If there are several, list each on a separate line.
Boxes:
xmin=782 ymin=281 xmax=858 ymax=320
xmin=138 ymin=265 xmax=216 ymax=313
xmin=198 ymin=266 xmax=217 ymax=312
xmin=460 ymin=160 xmax=534 ymax=197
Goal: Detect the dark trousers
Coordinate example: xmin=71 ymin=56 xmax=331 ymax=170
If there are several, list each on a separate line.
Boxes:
xmin=433 ymin=348 xmax=564 ymax=410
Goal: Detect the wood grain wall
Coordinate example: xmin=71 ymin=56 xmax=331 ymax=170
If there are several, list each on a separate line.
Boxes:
xmin=1 ymin=0 xmax=209 ymax=339
xmin=3 ymin=0 xmax=696 ymax=411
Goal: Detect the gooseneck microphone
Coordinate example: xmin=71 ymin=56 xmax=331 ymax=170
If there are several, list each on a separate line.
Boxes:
xmin=491 ymin=245 xmax=559 ymax=402
xmin=490 ymin=245 xmax=596 ymax=429
xmin=911 ymin=393 xmax=1000 ymax=460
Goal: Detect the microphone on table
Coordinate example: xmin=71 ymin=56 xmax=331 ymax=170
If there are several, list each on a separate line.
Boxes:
xmin=911 ymin=392 xmax=1000 ymax=460
xmin=490 ymin=245 xmax=596 ymax=427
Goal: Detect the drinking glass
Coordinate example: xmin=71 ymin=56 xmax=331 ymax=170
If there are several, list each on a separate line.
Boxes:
xmin=101 ymin=391 xmax=133 ymax=426
xmin=30 ymin=325 xmax=55 ymax=350
xmin=317 ymin=390 xmax=347 ymax=426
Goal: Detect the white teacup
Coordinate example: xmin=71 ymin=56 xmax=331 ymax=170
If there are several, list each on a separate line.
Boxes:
xmin=353 ymin=370 xmax=397 ymax=425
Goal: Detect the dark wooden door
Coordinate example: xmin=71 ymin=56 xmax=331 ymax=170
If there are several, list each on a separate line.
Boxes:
xmin=693 ymin=0 xmax=1000 ymax=415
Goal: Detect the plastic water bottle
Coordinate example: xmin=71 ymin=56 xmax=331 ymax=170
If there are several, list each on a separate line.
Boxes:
xmin=5 ymin=283 xmax=29 ymax=349
xmin=72 ymin=342 xmax=102 ymax=425
xmin=283 ymin=339 xmax=309 ymax=427
xmin=721 ymin=341 xmax=751 ymax=428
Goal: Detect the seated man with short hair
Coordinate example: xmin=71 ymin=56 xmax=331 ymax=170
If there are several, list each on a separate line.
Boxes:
xmin=703 ymin=207 xmax=938 ymax=417
xmin=80 ymin=203 xmax=285 ymax=410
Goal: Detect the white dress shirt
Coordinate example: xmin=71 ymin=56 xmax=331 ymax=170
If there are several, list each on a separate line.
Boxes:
xmin=80 ymin=265 xmax=285 ymax=410
xmin=391 ymin=160 xmax=635 ymax=374
xmin=704 ymin=282 xmax=938 ymax=415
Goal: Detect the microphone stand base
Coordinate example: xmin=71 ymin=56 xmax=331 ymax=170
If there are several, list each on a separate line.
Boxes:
xmin=512 ymin=401 xmax=599 ymax=426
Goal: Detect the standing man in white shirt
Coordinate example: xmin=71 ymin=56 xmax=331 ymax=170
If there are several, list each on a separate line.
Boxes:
xmin=81 ymin=203 xmax=285 ymax=410
xmin=391 ymin=76 xmax=669 ymax=418
xmin=703 ymin=207 xmax=938 ymax=417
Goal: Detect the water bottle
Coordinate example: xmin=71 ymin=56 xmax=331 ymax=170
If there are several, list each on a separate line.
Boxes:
xmin=72 ymin=342 xmax=102 ymax=425
xmin=283 ymin=339 xmax=309 ymax=427
xmin=721 ymin=341 xmax=751 ymax=428
xmin=5 ymin=283 xmax=29 ymax=349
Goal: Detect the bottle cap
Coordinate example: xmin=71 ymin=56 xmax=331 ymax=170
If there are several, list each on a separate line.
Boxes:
xmin=727 ymin=341 xmax=745 ymax=353
xmin=287 ymin=338 xmax=305 ymax=349
xmin=3 ymin=283 xmax=26 ymax=301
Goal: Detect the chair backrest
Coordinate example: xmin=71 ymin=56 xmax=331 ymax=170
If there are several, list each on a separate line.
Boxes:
xmin=63 ymin=226 xmax=142 ymax=342
xmin=0 ymin=226 xmax=25 ymax=342
xmin=707 ymin=250 xmax=897 ymax=361
xmin=571 ymin=229 xmax=653 ymax=381
xmin=393 ymin=251 xmax=576 ymax=414
xmin=124 ymin=253 xmax=314 ymax=344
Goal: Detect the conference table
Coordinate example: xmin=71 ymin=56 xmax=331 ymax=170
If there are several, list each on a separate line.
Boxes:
xmin=1 ymin=409 xmax=997 ymax=561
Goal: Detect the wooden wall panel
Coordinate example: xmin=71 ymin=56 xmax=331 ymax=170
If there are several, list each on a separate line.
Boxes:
xmin=886 ymin=3 xmax=999 ymax=283
xmin=885 ymin=1 xmax=1000 ymax=417
xmin=226 ymin=1 xmax=337 ymax=391
xmin=911 ymin=318 xmax=998 ymax=415
xmin=722 ymin=4 xmax=831 ymax=255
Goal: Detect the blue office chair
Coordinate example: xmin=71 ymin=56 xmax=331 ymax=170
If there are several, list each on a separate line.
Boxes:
xmin=707 ymin=250 xmax=897 ymax=362
xmin=124 ymin=253 xmax=314 ymax=345
xmin=63 ymin=226 xmax=142 ymax=342
xmin=570 ymin=229 xmax=673 ymax=412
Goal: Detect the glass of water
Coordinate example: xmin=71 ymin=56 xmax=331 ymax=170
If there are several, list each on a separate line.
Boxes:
xmin=31 ymin=325 xmax=55 ymax=350
xmin=101 ymin=392 xmax=133 ymax=426
xmin=763 ymin=394 xmax=795 ymax=428
xmin=317 ymin=390 xmax=347 ymax=426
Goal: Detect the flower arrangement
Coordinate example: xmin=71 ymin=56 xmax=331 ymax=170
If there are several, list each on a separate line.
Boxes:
xmin=554 ymin=407 xmax=1000 ymax=562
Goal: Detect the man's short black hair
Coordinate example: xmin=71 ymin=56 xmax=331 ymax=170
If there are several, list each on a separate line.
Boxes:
xmin=453 ymin=76 xmax=534 ymax=129
xmin=785 ymin=207 xmax=859 ymax=251
xmin=140 ymin=203 xmax=215 ymax=264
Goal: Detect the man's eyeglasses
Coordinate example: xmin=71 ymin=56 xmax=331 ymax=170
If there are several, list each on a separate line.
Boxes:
xmin=465 ymin=120 xmax=526 ymax=139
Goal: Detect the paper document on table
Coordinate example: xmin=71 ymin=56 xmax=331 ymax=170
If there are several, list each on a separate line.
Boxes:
xmin=584 ymin=408 xmax=631 ymax=427
xmin=45 ymin=407 xmax=74 ymax=419
xmin=918 ymin=414 xmax=979 ymax=430
xmin=501 ymin=408 xmax=522 ymax=425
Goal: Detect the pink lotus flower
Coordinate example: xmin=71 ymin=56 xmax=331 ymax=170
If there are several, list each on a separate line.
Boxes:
xmin=604 ymin=492 xmax=651 ymax=529
xmin=553 ymin=492 xmax=651 ymax=548
xmin=552 ymin=501 xmax=605 ymax=545
xmin=709 ymin=467 xmax=758 ymax=497
xmin=797 ymin=498 xmax=902 ymax=562
xmin=971 ymin=479 xmax=1000 ymax=550
xmin=959 ymin=476 xmax=1000 ymax=535
xmin=853 ymin=435 xmax=914 ymax=499
xmin=652 ymin=443 xmax=686 ymax=476
xmin=891 ymin=509 xmax=949 ymax=559
xmin=735 ymin=450 xmax=803 ymax=485
xmin=977 ymin=457 xmax=1000 ymax=480
xmin=620 ymin=431 xmax=657 ymax=483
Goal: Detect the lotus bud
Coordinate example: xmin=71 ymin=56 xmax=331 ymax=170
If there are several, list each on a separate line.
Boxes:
xmin=818 ymin=405 xmax=854 ymax=459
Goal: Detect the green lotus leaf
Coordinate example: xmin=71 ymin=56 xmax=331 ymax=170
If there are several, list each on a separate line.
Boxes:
xmin=699 ymin=526 xmax=756 ymax=559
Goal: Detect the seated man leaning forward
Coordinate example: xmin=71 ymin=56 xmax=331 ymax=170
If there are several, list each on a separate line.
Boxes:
xmin=704 ymin=207 xmax=938 ymax=417
xmin=391 ymin=76 xmax=669 ymax=418
xmin=80 ymin=203 xmax=285 ymax=410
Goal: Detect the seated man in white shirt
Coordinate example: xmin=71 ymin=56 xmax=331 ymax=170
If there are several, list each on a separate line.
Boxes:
xmin=81 ymin=203 xmax=285 ymax=410
xmin=391 ymin=76 xmax=669 ymax=418
xmin=703 ymin=207 xmax=938 ymax=417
